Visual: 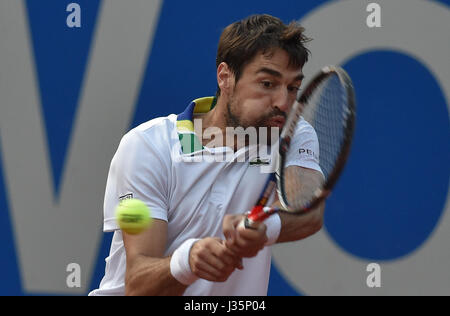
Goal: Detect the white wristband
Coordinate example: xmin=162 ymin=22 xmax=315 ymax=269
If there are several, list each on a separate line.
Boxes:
xmin=170 ymin=238 xmax=200 ymax=285
xmin=263 ymin=211 xmax=281 ymax=246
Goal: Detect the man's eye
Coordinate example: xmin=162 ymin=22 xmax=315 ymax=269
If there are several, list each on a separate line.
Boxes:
xmin=261 ymin=81 xmax=274 ymax=88
xmin=288 ymin=86 xmax=301 ymax=93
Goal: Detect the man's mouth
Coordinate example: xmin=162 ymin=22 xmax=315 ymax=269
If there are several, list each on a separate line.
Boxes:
xmin=266 ymin=115 xmax=286 ymax=128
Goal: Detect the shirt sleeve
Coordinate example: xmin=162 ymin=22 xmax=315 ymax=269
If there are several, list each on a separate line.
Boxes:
xmin=103 ymin=128 xmax=170 ymax=232
xmin=284 ymin=118 xmax=323 ymax=175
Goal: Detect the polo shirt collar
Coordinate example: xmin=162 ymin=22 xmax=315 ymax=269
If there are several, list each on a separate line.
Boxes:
xmin=176 ymin=96 xmax=217 ymax=154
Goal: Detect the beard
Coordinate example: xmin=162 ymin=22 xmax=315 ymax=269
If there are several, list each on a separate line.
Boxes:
xmin=225 ymin=96 xmax=286 ymax=147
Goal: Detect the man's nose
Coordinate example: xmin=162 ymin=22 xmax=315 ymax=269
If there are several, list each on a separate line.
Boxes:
xmin=272 ymin=87 xmax=290 ymax=113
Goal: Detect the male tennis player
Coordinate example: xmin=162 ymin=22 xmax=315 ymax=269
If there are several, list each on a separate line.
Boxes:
xmin=89 ymin=14 xmax=324 ymax=296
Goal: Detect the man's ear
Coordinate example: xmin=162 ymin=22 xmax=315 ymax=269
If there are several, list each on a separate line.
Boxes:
xmin=217 ymin=62 xmax=234 ymax=96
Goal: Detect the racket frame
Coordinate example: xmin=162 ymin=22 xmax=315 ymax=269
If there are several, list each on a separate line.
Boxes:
xmin=245 ymin=65 xmax=356 ymax=227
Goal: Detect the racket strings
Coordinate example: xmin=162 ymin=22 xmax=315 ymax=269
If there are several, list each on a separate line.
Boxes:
xmin=283 ymin=73 xmax=350 ymax=210
xmin=308 ymin=74 xmax=347 ymax=178
xmin=283 ymin=166 xmax=324 ymax=209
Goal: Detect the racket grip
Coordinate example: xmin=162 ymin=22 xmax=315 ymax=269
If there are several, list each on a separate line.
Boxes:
xmin=238 ymin=206 xmax=276 ymax=230
xmin=238 ymin=216 xmax=259 ymax=230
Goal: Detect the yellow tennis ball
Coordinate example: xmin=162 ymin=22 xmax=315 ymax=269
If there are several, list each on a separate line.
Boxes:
xmin=115 ymin=198 xmax=152 ymax=235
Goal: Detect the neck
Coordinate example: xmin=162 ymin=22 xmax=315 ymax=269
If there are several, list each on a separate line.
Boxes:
xmin=195 ymin=96 xmax=241 ymax=150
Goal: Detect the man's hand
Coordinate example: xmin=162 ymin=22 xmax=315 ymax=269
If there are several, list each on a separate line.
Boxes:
xmin=189 ymin=237 xmax=243 ymax=282
xmin=222 ymin=214 xmax=268 ymax=258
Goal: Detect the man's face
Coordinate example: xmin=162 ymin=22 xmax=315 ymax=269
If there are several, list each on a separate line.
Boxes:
xmin=226 ymin=48 xmax=304 ymax=131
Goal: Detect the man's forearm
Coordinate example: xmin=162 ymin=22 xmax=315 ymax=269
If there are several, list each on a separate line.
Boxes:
xmin=276 ymin=202 xmax=325 ymax=243
xmin=274 ymin=166 xmax=325 ymax=243
xmin=125 ymin=255 xmax=188 ymax=296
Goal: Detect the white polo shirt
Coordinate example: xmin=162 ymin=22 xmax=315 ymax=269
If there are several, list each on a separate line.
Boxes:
xmin=89 ymin=97 xmax=321 ymax=296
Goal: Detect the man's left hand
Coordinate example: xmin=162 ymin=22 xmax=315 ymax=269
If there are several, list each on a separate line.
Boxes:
xmin=222 ymin=214 xmax=268 ymax=258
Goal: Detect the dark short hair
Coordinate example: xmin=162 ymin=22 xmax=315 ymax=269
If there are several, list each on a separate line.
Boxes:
xmin=216 ymin=14 xmax=311 ymax=96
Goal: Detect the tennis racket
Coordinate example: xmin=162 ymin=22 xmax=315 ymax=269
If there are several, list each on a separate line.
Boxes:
xmin=241 ymin=65 xmax=356 ymax=229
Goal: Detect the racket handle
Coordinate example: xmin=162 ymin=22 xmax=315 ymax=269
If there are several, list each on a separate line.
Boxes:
xmin=238 ymin=216 xmax=259 ymax=230
xmin=238 ymin=206 xmax=276 ymax=230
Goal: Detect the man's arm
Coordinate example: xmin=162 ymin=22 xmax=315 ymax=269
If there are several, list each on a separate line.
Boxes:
xmin=123 ymin=219 xmax=243 ymax=296
xmin=275 ymin=165 xmax=325 ymax=243
xmin=223 ymin=166 xmax=325 ymax=256
xmin=123 ymin=219 xmax=188 ymax=296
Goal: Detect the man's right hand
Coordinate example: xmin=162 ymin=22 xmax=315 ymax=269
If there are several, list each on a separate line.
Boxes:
xmin=189 ymin=237 xmax=243 ymax=282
